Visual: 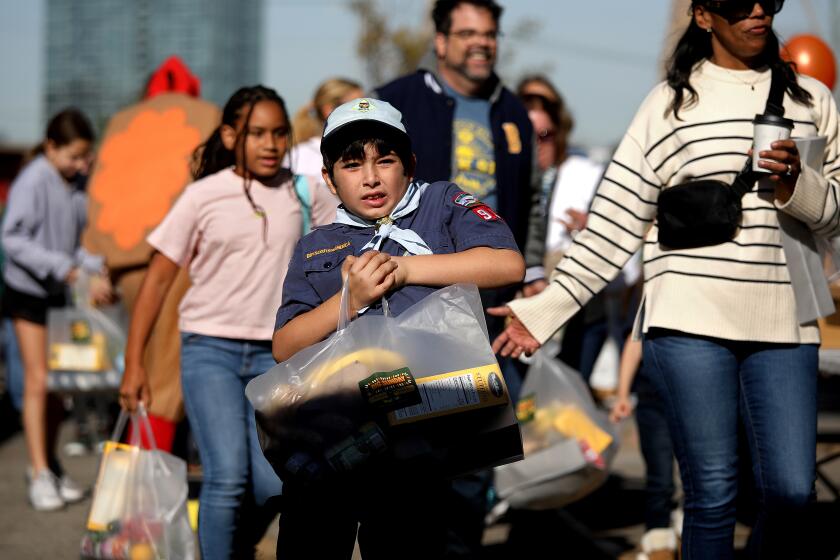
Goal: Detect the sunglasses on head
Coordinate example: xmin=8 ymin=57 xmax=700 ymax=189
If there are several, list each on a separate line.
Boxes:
xmin=702 ymin=0 xmax=784 ymax=20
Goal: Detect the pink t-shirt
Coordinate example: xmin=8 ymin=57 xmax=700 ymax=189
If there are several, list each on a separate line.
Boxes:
xmin=147 ymin=168 xmax=337 ymax=340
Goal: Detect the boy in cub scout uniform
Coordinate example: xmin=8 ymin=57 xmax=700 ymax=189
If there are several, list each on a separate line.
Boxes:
xmin=272 ymin=97 xmax=525 ymax=559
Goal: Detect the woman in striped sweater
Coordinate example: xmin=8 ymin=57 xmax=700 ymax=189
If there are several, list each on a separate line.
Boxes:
xmin=491 ymin=1 xmax=838 ymax=558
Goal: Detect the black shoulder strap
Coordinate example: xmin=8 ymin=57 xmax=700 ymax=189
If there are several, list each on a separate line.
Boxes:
xmin=731 ymin=156 xmax=757 ymax=198
xmin=731 ymin=67 xmax=786 ymax=198
xmin=764 ymin=66 xmax=786 ymax=117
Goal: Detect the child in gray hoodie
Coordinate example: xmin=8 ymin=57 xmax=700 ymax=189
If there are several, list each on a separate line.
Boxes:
xmin=2 ymin=108 xmax=111 ymax=511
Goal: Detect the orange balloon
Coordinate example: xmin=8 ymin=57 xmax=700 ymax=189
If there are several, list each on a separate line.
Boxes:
xmin=781 ymin=34 xmax=837 ymax=90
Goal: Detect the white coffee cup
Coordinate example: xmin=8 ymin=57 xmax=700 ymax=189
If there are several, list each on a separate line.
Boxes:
xmin=753 ymin=113 xmax=794 ymax=173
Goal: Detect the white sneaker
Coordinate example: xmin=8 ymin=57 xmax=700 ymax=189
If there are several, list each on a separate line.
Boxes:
xmin=636 ymin=528 xmax=677 ymax=560
xmin=671 ymin=508 xmax=684 ymax=540
xmin=63 ymin=441 xmax=91 ymax=457
xmin=57 ymin=474 xmax=85 ymax=503
xmin=27 ymin=468 xmax=64 ymax=512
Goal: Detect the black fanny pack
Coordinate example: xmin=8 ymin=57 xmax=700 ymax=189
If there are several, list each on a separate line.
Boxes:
xmin=657 ymin=160 xmax=754 ymax=249
xmin=656 ymin=68 xmax=786 ymax=249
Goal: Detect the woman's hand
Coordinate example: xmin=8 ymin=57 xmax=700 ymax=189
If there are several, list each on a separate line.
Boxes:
xmin=341 ymin=251 xmax=398 ymax=313
xmin=119 ymin=361 xmax=151 ymax=412
xmin=487 ymin=306 xmax=541 ymax=358
xmin=609 ymin=394 xmax=633 ymax=424
xmin=757 ymin=139 xmax=801 ymax=203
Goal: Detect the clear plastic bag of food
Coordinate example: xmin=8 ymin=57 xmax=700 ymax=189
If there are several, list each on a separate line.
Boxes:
xmin=246 ymin=283 xmax=523 ymax=488
xmin=493 ymin=349 xmax=617 ymax=511
xmin=47 ymin=272 xmax=125 ymax=373
xmin=80 ymin=405 xmax=194 ymax=560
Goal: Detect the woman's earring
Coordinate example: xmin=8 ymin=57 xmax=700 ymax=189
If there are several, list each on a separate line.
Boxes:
xmin=706 ymin=27 xmax=712 ymax=33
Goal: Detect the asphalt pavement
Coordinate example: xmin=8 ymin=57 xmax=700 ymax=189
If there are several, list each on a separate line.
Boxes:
xmin=1 ymin=388 xmax=839 ymax=559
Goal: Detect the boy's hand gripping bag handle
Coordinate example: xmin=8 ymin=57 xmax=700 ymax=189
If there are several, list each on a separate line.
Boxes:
xmin=336 ymin=273 xmax=391 ymax=332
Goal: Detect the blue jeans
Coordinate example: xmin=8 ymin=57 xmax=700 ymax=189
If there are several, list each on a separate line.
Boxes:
xmin=180 ymin=332 xmax=282 ymax=560
xmin=3 ymin=318 xmax=24 ymax=411
xmin=634 ymin=364 xmax=676 ymax=530
xmin=644 ymin=329 xmax=817 ymax=560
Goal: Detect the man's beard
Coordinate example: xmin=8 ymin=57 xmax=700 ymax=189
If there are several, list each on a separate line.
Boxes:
xmin=449 ymin=56 xmax=494 ymax=83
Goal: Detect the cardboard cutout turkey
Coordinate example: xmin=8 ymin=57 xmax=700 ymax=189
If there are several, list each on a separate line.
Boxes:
xmin=83 ymin=57 xmax=220 ymax=443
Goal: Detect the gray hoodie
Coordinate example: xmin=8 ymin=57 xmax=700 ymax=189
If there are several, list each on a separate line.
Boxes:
xmin=2 ymin=155 xmax=103 ymax=298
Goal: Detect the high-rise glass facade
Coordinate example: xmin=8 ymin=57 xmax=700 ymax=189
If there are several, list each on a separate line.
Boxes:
xmin=46 ymin=0 xmax=261 ymax=130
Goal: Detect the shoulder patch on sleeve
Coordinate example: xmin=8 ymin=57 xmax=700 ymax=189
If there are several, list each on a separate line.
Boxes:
xmin=502 ymin=122 xmax=522 ymax=154
xmin=471 ymin=205 xmax=500 ymax=221
xmin=452 ymin=191 xmax=484 ymax=208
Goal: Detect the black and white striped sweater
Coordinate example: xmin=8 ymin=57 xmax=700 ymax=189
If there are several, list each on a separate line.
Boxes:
xmin=510 ymin=60 xmax=840 ymax=345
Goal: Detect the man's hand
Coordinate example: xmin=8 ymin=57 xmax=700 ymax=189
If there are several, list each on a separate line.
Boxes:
xmin=487 ymin=306 xmax=541 ymax=358
xmin=341 ymin=251 xmax=398 ymax=313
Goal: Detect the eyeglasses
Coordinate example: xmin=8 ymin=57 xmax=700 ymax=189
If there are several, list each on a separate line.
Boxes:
xmin=448 ymin=29 xmax=501 ymax=41
xmin=702 ymin=0 xmax=784 ymax=20
xmin=536 ymin=128 xmax=557 ymax=144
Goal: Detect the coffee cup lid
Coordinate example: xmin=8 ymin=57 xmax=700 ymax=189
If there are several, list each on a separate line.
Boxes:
xmin=753 ymin=113 xmax=794 ymax=129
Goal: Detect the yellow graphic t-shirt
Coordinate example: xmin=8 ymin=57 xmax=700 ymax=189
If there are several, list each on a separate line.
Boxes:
xmin=453 ymin=120 xmax=496 ymax=202
xmin=444 ymin=83 xmax=497 ymax=209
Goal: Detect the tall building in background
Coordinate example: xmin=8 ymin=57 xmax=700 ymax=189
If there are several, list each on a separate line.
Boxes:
xmin=46 ymin=0 xmax=261 ymax=130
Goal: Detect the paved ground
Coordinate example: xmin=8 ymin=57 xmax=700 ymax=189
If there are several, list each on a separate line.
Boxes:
xmin=1 ymin=389 xmax=839 ymax=559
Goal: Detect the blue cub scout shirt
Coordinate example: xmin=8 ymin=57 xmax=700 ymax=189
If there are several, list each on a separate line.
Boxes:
xmin=275 ymin=180 xmax=520 ymax=331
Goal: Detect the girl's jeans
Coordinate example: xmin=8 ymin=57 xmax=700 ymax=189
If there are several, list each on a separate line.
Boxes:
xmin=644 ymin=329 xmax=817 ymax=560
xmin=180 ymin=332 xmax=282 ymax=560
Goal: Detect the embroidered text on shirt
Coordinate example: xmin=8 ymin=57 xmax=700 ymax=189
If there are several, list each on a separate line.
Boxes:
xmin=306 ymin=241 xmax=351 ymax=259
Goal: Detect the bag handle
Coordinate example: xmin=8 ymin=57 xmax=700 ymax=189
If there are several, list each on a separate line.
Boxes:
xmin=110 ymin=403 xmax=171 ymax=475
xmin=730 ymin=67 xmax=787 ymax=199
xmin=110 ymin=403 xmax=160 ymax=452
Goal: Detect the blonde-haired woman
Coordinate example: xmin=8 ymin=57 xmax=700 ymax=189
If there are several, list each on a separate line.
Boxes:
xmin=286 ymin=78 xmax=363 ymax=176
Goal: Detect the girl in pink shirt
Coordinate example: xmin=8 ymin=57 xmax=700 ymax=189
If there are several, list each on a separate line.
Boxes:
xmin=119 ymin=85 xmax=336 ymax=559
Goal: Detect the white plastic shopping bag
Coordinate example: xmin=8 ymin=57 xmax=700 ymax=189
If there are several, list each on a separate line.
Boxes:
xmin=47 ymin=272 xmax=126 ymax=391
xmin=493 ymin=349 xmax=617 ymax=511
xmin=80 ymin=405 xmax=194 ymax=559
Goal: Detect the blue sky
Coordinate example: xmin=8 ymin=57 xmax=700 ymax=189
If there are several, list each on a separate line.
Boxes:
xmin=2 ymin=0 xmax=837 ymax=148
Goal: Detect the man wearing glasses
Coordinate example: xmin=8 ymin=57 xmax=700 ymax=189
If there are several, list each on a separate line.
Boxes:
xmin=375 ymin=0 xmax=541 ymax=288
xmin=375 ymin=1 xmax=541 ymax=556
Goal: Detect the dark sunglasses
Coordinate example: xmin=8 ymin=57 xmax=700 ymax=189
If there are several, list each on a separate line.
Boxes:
xmin=702 ymin=0 xmax=784 ymax=20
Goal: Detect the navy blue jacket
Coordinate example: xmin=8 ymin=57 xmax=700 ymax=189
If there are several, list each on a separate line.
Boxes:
xmin=374 ymin=71 xmax=537 ymax=256
xmin=275 ymin=181 xmax=519 ymax=331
